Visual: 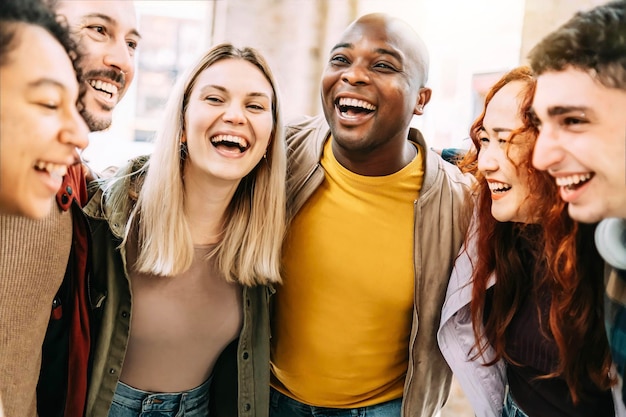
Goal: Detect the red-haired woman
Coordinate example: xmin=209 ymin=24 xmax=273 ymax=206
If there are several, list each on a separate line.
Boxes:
xmin=437 ymin=66 xmax=621 ymax=417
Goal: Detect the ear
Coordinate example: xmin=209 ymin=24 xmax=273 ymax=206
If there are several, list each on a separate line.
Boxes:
xmin=181 ymin=132 xmax=187 ymax=143
xmin=414 ymin=87 xmax=432 ymax=116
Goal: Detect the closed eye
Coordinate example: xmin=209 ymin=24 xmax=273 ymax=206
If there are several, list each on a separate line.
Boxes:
xmin=39 ymin=102 xmax=59 ymax=110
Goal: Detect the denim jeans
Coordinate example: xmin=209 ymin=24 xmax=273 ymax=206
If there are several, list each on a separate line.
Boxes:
xmin=501 ymin=387 xmax=530 ymax=417
xmin=108 ymin=377 xmax=211 ymax=417
xmin=269 ymin=388 xmax=402 ymax=417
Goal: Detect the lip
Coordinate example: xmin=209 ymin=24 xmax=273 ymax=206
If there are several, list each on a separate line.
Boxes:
xmin=209 ymin=130 xmax=251 ymax=158
xmin=35 ymin=166 xmax=64 ymax=195
xmin=485 ymin=179 xmax=511 ymax=201
xmin=559 ymin=179 xmax=591 ymax=203
xmin=85 ymin=79 xmax=119 ymax=108
xmin=549 ymin=171 xmax=594 ymax=203
xmin=332 ymin=92 xmax=376 ymax=126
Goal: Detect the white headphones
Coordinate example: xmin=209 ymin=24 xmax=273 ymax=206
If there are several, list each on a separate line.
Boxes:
xmin=595 ymin=217 xmax=626 ymax=270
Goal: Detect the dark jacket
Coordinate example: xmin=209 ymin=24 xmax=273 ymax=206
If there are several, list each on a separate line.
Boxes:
xmin=38 ymin=164 xmax=96 ymax=417
xmin=83 ymin=157 xmax=273 ymax=417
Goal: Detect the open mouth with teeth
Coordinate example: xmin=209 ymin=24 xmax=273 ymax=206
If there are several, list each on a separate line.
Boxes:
xmin=210 ymin=134 xmax=249 ymax=153
xmin=336 ymin=97 xmax=376 ymax=117
xmin=555 ymin=172 xmax=594 ymax=191
xmin=488 ymin=181 xmax=512 ymax=194
xmin=88 ymin=79 xmax=118 ymax=99
xmin=34 ymin=160 xmax=68 ymax=179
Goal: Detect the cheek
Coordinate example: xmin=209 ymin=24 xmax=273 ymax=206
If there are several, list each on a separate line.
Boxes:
xmin=321 ymin=71 xmax=338 ymax=96
xmin=253 ymin=115 xmax=274 ymax=147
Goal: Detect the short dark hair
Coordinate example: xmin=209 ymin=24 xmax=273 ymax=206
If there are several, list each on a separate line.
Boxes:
xmin=0 ymin=0 xmax=83 ymax=108
xmin=528 ymin=0 xmax=626 ymax=90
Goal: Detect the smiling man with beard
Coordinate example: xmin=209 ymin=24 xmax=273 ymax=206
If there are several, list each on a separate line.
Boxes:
xmin=56 ymin=0 xmax=140 ymax=131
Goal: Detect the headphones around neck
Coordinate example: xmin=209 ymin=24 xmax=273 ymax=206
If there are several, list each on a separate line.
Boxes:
xmin=595 ymin=217 xmax=626 ymax=270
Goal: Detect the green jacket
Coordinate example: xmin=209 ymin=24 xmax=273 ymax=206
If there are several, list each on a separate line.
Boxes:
xmin=281 ymin=114 xmax=473 ymax=417
xmin=83 ymin=157 xmax=273 ymax=417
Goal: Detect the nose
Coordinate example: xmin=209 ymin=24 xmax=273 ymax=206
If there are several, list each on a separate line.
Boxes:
xmin=59 ymin=106 xmax=89 ymax=151
xmin=477 ymin=143 xmax=499 ymax=174
xmin=342 ymin=63 xmax=370 ymax=86
xmin=103 ymin=38 xmax=134 ymax=81
xmin=532 ymin=127 xmax=562 ymax=171
xmin=222 ymin=103 xmax=246 ymax=125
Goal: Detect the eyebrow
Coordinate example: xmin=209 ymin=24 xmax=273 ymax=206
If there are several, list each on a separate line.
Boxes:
xmin=200 ymin=84 xmax=271 ymax=99
xmin=28 ymin=78 xmax=66 ymax=90
xmin=545 ymin=105 xmax=589 ymax=117
xmin=330 ymin=42 xmax=402 ymax=62
xmin=83 ymin=13 xmax=142 ymax=39
xmin=478 ymin=126 xmax=513 ymax=134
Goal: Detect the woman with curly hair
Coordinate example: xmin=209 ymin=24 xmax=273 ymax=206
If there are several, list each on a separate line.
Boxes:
xmin=438 ymin=66 xmax=620 ymax=417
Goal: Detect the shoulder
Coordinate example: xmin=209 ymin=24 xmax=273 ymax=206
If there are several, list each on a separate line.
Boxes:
xmin=422 ymin=145 xmax=475 ymax=200
xmin=285 ymin=114 xmax=328 ymax=145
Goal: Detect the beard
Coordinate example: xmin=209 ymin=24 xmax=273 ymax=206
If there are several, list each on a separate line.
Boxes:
xmin=80 ymin=106 xmax=112 ymax=132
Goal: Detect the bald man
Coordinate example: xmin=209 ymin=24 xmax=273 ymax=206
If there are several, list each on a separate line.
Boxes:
xmin=270 ymin=13 xmax=473 ymax=417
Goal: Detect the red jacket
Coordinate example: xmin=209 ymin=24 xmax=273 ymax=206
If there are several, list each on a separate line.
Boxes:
xmin=38 ymin=164 xmax=93 ymax=417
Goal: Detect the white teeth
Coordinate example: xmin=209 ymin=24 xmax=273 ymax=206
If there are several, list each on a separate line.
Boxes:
xmin=555 ymin=173 xmax=592 ymax=187
xmin=35 ymin=161 xmax=69 ymax=177
xmin=89 ymin=80 xmax=118 ymax=95
xmin=338 ymin=97 xmax=376 ymax=111
xmin=210 ymin=134 xmax=249 ymax=149
xmin=488 ymin=181 xmax=511 ymax=192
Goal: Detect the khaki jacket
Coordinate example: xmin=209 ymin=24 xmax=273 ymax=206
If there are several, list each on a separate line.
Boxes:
xmin=83 ymin=157 xmax=273 ymax=417
xmin=281 ymin=115 xmax=473 ymax=417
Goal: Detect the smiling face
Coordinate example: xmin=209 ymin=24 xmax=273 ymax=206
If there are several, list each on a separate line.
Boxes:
xmin=0 ymin=24 xmax=89 ymax=218
xmin=56 ymin=0 xmax=140 ymax=131
xmin=532 ymin=67 xmax=626 ymax=222
xmin=477 ymin=81 xmax=534 ymax=223
xmin=321 ymin=14 xmax=430 ymax=175
xmin=182 ymin=58 xmax=274 ymax=187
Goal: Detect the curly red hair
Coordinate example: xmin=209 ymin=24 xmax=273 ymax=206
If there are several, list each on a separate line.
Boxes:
xmin=457 ymin=66 xmax=612 ymax=402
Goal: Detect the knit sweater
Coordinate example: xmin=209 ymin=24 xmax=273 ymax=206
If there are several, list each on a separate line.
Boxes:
xmin=0 ymin=207 xmax=72 ymax=417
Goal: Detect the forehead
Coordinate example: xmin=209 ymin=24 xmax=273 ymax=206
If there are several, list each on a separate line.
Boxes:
xmin=483 ymin=81 xmax=525 ymax=129
xmin=534 ymin=68 xmax=604 ymax=113
xmin=57 ymin=0 xmax=138 ymax=34
xmin=193 ymin=59 xmax=273 ymax=96
xmin=338 ymin=19 xmax=409 ymax=56
xmin=1 ymin=24 xmax=76 ymax=92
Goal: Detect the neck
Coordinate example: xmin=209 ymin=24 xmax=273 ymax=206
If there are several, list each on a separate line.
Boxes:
xmin=333 ymin=139 xmax=417 ymax=176
xmin=183 ymin=172 xmax=240 ymax=246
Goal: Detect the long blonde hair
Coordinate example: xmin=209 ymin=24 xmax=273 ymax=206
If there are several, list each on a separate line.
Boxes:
xmin=103 ymin=43 xmax=286 ymax=286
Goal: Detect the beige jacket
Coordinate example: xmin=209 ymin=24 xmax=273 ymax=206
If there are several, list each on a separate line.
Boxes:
xmin=281 ymin=114 xmax=473 ymax=417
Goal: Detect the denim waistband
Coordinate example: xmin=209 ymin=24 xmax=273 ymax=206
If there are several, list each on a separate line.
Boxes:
xmin=113 ymin=376 xmax=212 ymax=414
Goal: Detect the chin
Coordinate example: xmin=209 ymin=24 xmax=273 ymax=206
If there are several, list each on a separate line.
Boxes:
xmin=568 ymin=204 xmax=604 ymax=224
xmin=19 ymin=199 xmax=53 ymax=220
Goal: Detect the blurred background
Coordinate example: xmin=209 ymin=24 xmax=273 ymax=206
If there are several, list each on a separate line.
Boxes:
xmin=83 ymin=0 xmax=609 ymax=172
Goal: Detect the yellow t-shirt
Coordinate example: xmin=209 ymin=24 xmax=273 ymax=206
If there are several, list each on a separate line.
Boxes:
xmin=271 ymin=138 xmax=424 ymax=407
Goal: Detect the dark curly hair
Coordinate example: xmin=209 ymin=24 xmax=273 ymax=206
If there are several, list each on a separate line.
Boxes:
xmin=528 ymin=0 xmax=626 ymax=90
xmin=0 ymin=0 xmax=84 ymax=108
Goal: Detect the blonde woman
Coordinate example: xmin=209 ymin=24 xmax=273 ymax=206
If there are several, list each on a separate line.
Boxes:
xmin=83 ymin=43 xmax=286 ymax=417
